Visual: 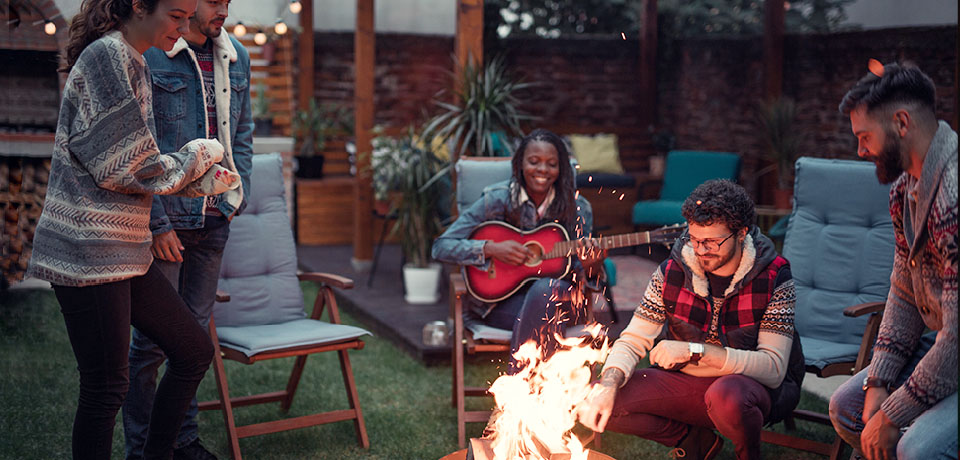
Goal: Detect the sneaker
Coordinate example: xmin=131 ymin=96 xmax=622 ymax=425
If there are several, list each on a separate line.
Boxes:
xmin=668 ymin=426 xmax=723 ymax=460
xmin=173 ymin=438 xmax=218 ymax=460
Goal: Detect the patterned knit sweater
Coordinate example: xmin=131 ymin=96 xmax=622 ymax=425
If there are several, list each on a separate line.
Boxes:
xmin=27 ymin=31 xmax=238 ymax=287
xmin=870 ymin=120 xmax=958 ymax=427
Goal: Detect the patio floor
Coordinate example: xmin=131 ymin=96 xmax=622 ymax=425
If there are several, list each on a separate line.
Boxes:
xmin=295 ymin=244 xmax=668 ymax=366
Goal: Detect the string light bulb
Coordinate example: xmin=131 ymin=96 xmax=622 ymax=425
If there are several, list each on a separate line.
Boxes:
xmin=233 ymin=22 xmax=246 ymax=37
xmin=289 ymin=0 xmax=302 ymax=14
xmin=274 ymin=20 xmax=287 ymax=35
xmin=254 ymin=31 xmax=268 ymax=45
xmin=43 ymin=20 xmax=56 ymax=35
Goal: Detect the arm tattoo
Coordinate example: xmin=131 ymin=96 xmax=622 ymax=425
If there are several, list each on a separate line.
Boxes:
xmin=600 ymin=368 xmax=625 ymax=388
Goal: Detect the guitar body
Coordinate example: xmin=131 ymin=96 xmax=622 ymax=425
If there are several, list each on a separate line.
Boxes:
xmin=463 ymin=221 xmax=572 ymax=303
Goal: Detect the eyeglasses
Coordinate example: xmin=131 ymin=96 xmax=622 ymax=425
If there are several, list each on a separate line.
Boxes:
xmin=681 ymin=232 xmax=735 ymax=252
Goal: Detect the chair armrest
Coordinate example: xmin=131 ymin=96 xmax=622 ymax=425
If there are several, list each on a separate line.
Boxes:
xmin=843 ymin=301 xmax=885 ymax=318
xmin=216 ymin=290 xmax=230 ymax=302
xmin=299 ymin=272 xmax=354 ymax=290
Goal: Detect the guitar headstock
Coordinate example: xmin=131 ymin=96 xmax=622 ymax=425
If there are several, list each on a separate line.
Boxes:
xmin=649 ymin=223 xmax=687 ymax=245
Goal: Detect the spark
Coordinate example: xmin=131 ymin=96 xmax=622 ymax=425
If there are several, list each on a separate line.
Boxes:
xmin=621 ymin=32 xmax=626 ymax=40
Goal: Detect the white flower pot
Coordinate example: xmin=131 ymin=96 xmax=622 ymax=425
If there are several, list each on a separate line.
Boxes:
xmin=403 ymin=263 xmax=441 ymax=304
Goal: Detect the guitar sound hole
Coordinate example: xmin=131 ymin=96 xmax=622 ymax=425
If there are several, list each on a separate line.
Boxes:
xmin=524 ymin=242 xmax=544 ymax=267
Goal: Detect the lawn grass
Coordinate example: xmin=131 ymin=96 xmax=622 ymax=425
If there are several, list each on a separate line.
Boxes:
xmin=1 ymin=284 xmax=840 ymax=459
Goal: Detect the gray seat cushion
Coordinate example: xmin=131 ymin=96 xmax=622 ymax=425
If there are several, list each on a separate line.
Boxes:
xmin=215 ymin=153 xmax=371 ymax=356
xmin=784 ymin=157 xmax=894 ymax=369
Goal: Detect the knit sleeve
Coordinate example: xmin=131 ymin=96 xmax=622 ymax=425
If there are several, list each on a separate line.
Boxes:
xmin=601 ymin=266 xmax=665 ymax=385
xmin=64 ymin=39 xmax=221 ymax=196
xmin=878 ymin=173 xmax=959 ymax=427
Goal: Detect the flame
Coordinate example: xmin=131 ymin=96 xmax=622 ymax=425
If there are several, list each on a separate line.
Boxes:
xmin=486 ymin=323 xmax=609 ymax=459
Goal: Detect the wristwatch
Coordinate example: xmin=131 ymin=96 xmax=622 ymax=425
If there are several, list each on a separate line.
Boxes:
xmin=688 ymin=342 xmax=704 ymax=365
xmin=862 ymin=376 xmax=893 ymax=392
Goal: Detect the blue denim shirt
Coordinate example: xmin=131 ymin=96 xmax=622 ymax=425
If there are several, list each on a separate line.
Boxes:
xmin=432 ymin=179 xmax=599 ymax=314
xmin=144 ymin=34 xmax=254 ymax=233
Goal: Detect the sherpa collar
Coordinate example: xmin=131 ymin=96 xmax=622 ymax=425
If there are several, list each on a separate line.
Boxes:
xmin=165 ymin=28 xmax=238 ymax=62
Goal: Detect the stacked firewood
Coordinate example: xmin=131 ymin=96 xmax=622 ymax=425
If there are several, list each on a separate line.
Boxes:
xmin=1 ymin=157 xmax=48 ymax=287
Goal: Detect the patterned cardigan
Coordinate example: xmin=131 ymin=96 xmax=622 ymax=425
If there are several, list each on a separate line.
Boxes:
xmin=27 ymin=31 xmax=238 ymax=287
xmin=870 ymin=121 xmax=958 ymax=427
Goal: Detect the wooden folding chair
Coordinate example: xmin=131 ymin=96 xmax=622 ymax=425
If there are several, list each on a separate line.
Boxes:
xmin=198 ymin=153 xmax=371 ymax=459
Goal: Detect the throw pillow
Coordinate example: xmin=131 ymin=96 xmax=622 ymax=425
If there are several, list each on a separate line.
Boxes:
xmin=569 ymin=133 xmax=624 ymax=174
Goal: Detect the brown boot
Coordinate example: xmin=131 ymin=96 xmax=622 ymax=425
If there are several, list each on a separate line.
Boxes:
xmin=668 ymin=426 xmax=723 ymax=460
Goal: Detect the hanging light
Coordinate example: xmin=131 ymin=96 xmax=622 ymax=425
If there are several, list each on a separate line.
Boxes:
xmin=254 ymin=31 xmax=268 ymax=45
xmin=274 ymin=20 xmax=287 ymax=35
xmin=233 ymin=22 xmax=247 ymax=37
xmin=43 ymin=20 xmax=56 ymax=35
xmin=288 ymin=0 xmax=302 ymax=14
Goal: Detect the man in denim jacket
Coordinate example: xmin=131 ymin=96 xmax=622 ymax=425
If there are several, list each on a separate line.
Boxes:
xmin=122 ymin=1 xmax=253 ymax=458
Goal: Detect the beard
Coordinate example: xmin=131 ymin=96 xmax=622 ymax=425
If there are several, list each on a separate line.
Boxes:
xmin=871 ymin=129 xmax=906 ymax=184
xmin=697 ymin=247 xmax=737 ymax=274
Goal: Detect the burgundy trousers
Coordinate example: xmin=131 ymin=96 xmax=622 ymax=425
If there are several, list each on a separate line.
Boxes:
xmin=605 ymin=368 xmax=772 ymax=460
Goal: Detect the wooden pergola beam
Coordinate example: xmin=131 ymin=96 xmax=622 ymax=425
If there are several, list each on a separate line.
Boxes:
xmin=353 ymin=0 xmax=375 ymax=266
xmin=639 ymin=0 xmax=658 ymax=130
xmin=456 ymin=0 xmax=484 ymax=77
xmin=764 ymin=0 xmax=785 ymax=100
xmin=297 ymin=0 xmax=314 ymax=110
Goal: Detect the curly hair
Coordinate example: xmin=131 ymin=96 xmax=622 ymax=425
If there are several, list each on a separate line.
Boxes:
xmin=61 ymin=0 xmax=161 ymax=72
xmin=508 ymin=128 xmax=578 ymax=232
xmin=681 ymin=179 xmax=755 ymax=232
xmin=838 ymin=62 xmax=936 ymax=117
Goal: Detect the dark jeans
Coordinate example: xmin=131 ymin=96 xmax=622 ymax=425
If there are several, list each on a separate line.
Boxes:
xmin=53 ymin=263 xmax=214 ymax=460
xmin=124 ymin=218 xmax=229 ymax=457
xmin=484 ymin=278 xmax=585 ymax=374
xmin=606 ymin=368 xmax=772 ymax=460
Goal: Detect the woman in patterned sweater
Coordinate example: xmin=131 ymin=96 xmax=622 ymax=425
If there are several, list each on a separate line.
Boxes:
xmin=26 ymin=0 xmax=238 ymax=458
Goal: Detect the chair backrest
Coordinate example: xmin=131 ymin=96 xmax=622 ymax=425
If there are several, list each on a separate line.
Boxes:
xmin=216 ymin=153 xmax=306 ymax=327
xmin=660 ymin=150 xmax=741 ymax=201
xmin=455 ymin=157 xmax=514 ymax=214
xmin=784 ymin=157 xmax=894 ymax=347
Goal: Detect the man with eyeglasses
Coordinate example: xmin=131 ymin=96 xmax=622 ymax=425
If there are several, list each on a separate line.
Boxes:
xmin=578 ymin=179 xmax=804 ymax=460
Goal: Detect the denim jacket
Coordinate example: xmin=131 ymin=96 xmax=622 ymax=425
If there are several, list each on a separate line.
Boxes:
xmin=144 ymin=31 xmax=254 ymax=233
xmin=432 ymin=179 xmax=599 ymax=315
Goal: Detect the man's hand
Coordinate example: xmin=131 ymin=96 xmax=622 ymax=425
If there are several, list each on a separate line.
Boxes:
xmin=860 ymin=409 xmax=900 ymax=460
xmin=862 ymin=386 xmax=889 ymax=424
xmin=151 ymin=230 xmax=183 ymax=262
xmin=577 ymin=368 xmax=624 ymax=432
xmin=649 ymin=340 xmax=691 ymax=370
xmin=484 ymin=240 xmax=534 ymax=266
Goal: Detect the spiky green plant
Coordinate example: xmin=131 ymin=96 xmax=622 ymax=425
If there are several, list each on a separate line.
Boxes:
xmin=422 ymin=55 xmax=536 ymax=159
xmin=756 ymin=97 xmax=801 ymax=190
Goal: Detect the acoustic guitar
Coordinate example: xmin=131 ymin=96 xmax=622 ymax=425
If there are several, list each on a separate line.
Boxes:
xmin=463 ymin=221 xmax=686 ymax=302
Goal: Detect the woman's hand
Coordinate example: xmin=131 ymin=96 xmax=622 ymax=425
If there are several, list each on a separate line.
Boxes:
xmin=484 ymin=240 xmax=534 ymax=266
xmin=576 ymin=237 xmax=607 ymax=271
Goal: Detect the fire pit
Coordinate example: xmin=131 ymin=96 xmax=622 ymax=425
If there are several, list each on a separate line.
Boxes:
xmin=439 ymin=438 xmax=616 ymax=460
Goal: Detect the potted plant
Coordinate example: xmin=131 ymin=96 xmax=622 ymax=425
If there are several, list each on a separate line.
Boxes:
xmin=755 ymin=97 xmax=800 ymax=209
xmin=421 ymin=55 xmax=536 ymax=159
xmin=292 ymin=99 xmax=353 ymax=179
xmin=371 ymin=128 xmax=449 ymax=304
xmin=252 ymin=83 xmax=273 ymax=136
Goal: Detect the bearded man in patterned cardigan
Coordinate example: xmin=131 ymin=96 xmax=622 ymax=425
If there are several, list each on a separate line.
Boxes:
xmin=578 ymin=179 xmax=804 ymax=460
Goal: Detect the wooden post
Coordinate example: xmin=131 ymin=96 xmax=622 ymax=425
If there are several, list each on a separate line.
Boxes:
xmin=353 ymin=0 xmax=375 ymax=267
xmin=297 ymin=0 xmax=314 ymax=110
xmin=455 ymin=0 xmax=484 ymax=86
xmin=638 ymin=0 xmax=658 ymax=131
xmin=764 ymin=0 xmax=785 ymax=100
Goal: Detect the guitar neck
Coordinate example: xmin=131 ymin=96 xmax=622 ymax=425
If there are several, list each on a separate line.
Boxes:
xmin=544 ymin=231 xmax=656 ymax=259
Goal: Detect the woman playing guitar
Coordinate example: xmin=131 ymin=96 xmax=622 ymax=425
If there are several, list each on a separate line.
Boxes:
xmin=432 ymin=128 xmax=607 ymax=375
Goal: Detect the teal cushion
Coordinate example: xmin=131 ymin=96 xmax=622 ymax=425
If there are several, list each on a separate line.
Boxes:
xmin=216 ymin=318 xmax=371 ymax=357
xmin=799 ymin=336 xmax=862 ymax=370
xmin=659 ymin=150 xmax=741 ymax=201
xmin=604 ymin=258 xmax=617 ymax=287
xmin=455 ymin=158 xmax=513 ymax=213
xmin=217 ymin=153 xmax=305 ymax=327
xmin=632 ymin=199 xmax=686 ymax=226
xmin=784 ymin=157 xmax=894 ymax=364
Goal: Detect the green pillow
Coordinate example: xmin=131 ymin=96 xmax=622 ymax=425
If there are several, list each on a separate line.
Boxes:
xmin=569 ymin=134 xmax=624 ymax=174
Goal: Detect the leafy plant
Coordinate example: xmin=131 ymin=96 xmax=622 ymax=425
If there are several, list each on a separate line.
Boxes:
xmin=421 ymin=55 xmax=536 ymax=159
xmin=252 ymin=83 xmax=271 ymax=121
xmin=370 ymin=128 xmax=449 ymax=268
xmin=292 ymin=99 xmax=353 ymax=157
xmin=755 ymin=97 xmax=800 ymax=190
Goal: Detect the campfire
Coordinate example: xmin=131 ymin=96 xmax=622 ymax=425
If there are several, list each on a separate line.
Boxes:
xmin=443 ymin=323 xmax=612 ymax=460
